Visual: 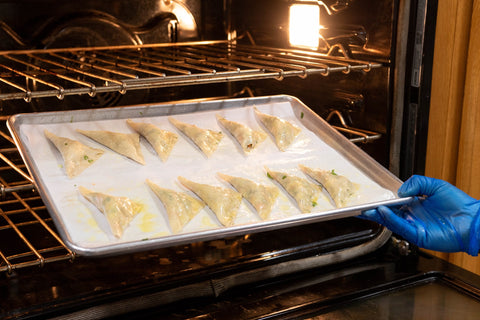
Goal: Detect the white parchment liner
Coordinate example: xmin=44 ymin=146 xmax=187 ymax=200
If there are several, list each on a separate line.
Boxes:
xmin=18 ymin=101 xmax=395 ymax=249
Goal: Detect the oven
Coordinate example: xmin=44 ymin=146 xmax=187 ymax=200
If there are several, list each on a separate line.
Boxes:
xmin=1 ymin=0 xmax=480 ymax=319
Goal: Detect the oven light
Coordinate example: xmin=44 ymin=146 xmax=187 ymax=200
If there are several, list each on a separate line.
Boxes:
xmin=289 ymin=4 xmax=320 ymax=49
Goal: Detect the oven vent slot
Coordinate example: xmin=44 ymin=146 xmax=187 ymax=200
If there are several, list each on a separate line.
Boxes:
xmin=0 ymin=41 xmax=382 ymax=102
xmin=0 ymin=120 xmax=74 ymax=273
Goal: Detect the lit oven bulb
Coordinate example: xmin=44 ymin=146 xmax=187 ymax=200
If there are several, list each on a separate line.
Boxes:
xmin=289 ymin=4 xmax=321 ymax=50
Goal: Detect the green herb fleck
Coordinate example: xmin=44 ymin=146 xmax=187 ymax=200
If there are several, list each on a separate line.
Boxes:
xmin=330 ymin=169 xmax=337 ymax=175
xmin=301 ymin=112 xmax=304 ymax=119
xmin=64 ymin=142 xmax=68 ymax=146
xmin=88 ymin=159 xmax=93 ymax=163
xmin=142 ymin=238 xmax=149 ymax=241
xmin=312 ymin=201 xmax=318 ymax=207
xmin=70 ymin=116 xmax=74 ymax=123
xmin=83 ymin=155 xmax=89 ymax=160
xmin=139 ymin=111 xmax=144 ymax=115
xmin=267 ymin=172 xmax=273 ymax=179
xmin=282 ymin=175 xmax=287 ymax=179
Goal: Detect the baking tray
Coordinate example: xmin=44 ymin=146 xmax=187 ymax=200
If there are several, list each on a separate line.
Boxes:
xmin=7 ymin=95 xmax=409 ymax=256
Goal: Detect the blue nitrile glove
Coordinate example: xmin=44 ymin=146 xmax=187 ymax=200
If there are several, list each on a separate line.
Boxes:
xmin=360 ymin=175 xmax=480 ymax=256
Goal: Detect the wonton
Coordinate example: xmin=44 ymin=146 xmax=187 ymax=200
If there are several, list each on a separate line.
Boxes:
xmin=45 ymin=130 xmax=104 ymax=178
xmin=254 ymin=107 xmax=301 ymax=151
xmin=169 ymin=117 xmax=223 ymax=158
xmin=216 ymin=114 xmax=267 ymax=154
xmin=79 ymin=186 xmax=143 ymax=238
xmin=178 ymin=176 xmax=241 ymax=227
xmin=265 ymin=167 xmax=325 ymax=213
xmin=146 ymin=179 xmax=204 ymax=233
xmin=299 ymin=165 xmax=359 ymax=207
xmin=77 ymin=129 xmax=145 ymax=165
xmin=218 ymin=173 xmax=279 ymax=220
xmin=126 ymin=119 xmax=178 ymax=162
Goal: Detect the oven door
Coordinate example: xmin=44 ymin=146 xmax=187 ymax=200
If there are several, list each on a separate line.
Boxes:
xmin=86 ymin=250 xmax=480 ymax=320
xmin=155 ymin=252 xmax=480 ymax=320
xmin=191 ymin=258 xmax=480 ymax=320
xmin=3 ymin=240 xmax=480 ymax=319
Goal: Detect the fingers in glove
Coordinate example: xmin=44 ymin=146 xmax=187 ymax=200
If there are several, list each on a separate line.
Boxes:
xmin=398 ymin=175 xmax=444 ymax=198
xmin=359 ymin=208 xmax=385 ymax=225
xmin=373 ymin=206 xmax=419 ymax=244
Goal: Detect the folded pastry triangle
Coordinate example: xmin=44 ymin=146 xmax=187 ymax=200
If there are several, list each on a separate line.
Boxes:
xmin=178 ymin=176 xmax=242 ymax=227
xmin=146 ymin=179 xmax=205 ymax=233
xmin=265 ymin=167 xmax=324 ymax=213
xmin=127 ymin=119 xmax=178 ymax=162
xmin=218 ymin=173 xmax=279 ymax=220
xmin=216 ymin=114 xmax=267 ymax=154
xmin=254 ymin=107 xmax=301 ymax=151
xmin=168 ymin=117 xmax=223 ymax=157
xmin=299 ymin=165 xmax=359 ymax=208
xmin=45 ymin=130 xmax=104 ymax=178
xmin=77 ymin=129 xmax=145 ymax=165
xmin=78 ymin=186 xmax=143 ymax=238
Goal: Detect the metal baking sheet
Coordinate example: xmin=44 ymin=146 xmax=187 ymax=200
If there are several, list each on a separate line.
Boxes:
xmin=7 ymin=95 xmax=409 ymax=256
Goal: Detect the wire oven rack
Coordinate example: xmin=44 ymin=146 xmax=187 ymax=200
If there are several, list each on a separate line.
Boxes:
xmin=0 ymin=41 xmax=383 ymax=273
xmin=0 ymin=41 xmax=382 ymax=102
xmin=0 ymin=118 xmax=74 ymax=273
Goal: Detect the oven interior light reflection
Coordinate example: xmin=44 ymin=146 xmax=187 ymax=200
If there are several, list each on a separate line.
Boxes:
xmin=289 ymin=4 xmax=320 ymax=49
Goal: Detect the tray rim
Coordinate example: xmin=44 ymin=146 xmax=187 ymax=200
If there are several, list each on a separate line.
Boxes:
xmin=6 ymin=94 xmax=409 ymax=256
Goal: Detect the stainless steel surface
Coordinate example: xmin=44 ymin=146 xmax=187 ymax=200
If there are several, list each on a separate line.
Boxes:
xmin=7 ymin=94 xmax=408 ymax=256
xmin=0 ymin=41 xmax=382 ymax=102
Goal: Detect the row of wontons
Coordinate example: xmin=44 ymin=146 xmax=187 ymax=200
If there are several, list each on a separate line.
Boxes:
xmin=78 ymin=165 xmax=359 ymax=239
xmin=45 ymin=107 xmax=302 ymax=179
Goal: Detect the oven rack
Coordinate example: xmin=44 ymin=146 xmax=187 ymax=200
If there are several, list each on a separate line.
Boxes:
xmin=0 ymin=120 xmax=74 ymax=273
xmin=0 ymin=41 xmax=383 ymax=102
xmin=325 ymin=110 xmax=382 ymax=143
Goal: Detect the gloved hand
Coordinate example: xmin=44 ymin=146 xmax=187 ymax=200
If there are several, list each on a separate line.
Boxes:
xmin=360 ymin=175 xmax=480 ymax=256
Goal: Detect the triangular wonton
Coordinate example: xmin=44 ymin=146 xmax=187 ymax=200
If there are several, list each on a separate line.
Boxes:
xmin=126 ymin=119 xmax=178 ymax=162
xmin=146 ymin=179 xmax=204 ymax=233
xmin=177 ymin=176 xmax=241 ymax=227
xmin=168 ymin=117 xmax=223 ymax=157
xmin=254 ymin=107 xmax=301 ymax=151
xmin=78 ymin=186 xmax=142 ymax=238
xmin=216 ymin=114 xmax=267 ymax=154
xmin=265 ymin=167 xmax=324 ymax=213
xmin=45 ymin=130 xmax=104 ymax=178
xmin=299 ymin=165 xmax=359 ymax=208
xmin=218 ymin=173 xmax=279 ymax=220
xmin=77 ymin=129 xmax=145 ymax=165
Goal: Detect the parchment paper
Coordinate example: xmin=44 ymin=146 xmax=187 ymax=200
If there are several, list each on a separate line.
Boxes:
xmin=17 ymin=101 xmax=395 ymax=250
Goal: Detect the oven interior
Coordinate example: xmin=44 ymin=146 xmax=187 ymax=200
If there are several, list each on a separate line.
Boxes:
xmin=0 ymin=1 xmax=468 ymax=319
xmin=0 ymin=0 xmax=394 ymax=263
